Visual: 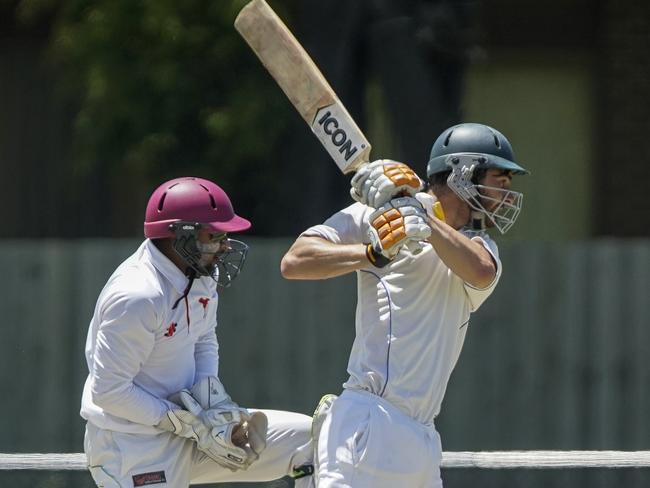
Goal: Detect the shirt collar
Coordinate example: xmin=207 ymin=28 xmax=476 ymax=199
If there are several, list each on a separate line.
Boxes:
xmin=144 ymin=239 xmax=191 ymax=294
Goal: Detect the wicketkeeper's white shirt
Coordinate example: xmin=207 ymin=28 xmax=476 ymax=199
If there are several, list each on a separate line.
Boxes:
xmin=80 ymin=239 xmax=221 ymax=435
xmin=302 ymin=202 xmax=501 ymax=426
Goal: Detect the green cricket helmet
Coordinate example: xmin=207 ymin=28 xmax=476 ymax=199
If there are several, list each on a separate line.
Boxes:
xmin=427 ymin=123 xmax=528 ymax=177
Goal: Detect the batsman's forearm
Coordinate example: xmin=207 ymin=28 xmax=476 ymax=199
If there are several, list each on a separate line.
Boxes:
xmin=427 ymin=219 xmax=496 ymax=289
xmin=281 ymin=237 xmax=368 ymax=280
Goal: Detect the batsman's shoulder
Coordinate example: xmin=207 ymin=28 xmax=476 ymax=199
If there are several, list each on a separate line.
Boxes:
xmin=342 ymin=201 xmax=373 ymax=221
xmin=319 ymin=202 xmax=370 ymax=241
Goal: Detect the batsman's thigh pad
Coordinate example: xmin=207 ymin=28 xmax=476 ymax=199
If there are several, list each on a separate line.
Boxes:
xmin=317 ymin=389 xmax=442 ymax=488
xmin=190 ymin=409 xmax=314 ymax=485
xmin=84 ymin=422 xmax=194 ymax=487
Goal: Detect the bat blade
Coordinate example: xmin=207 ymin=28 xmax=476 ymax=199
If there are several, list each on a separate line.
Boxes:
xmin=235 ymin=0 xmax=371 ymax=173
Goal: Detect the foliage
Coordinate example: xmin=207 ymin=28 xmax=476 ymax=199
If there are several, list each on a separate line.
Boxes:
xmin=15 ymin=0 xmax=296 ymax=234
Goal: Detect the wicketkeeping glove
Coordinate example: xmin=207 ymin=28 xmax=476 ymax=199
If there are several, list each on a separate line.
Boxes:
xmin=350 ymin=159 xmax=424 ymax=208
xmin=190 ymin=377 xmax=267 ymax=468
xmin=156 ymin=405 xmax=252 ymax=472
xmin=366 ymin=196 xmax=432 ymax=266
xmin=158 ymin=377 xmax=268 ymax=472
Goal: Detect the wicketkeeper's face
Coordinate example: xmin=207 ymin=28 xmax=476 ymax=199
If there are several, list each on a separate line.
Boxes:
xmin=196 ymin=230 xmax=229 ymax=267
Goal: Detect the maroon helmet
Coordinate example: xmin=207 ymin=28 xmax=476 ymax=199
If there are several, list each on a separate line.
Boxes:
xmin=144 ymin=177 xmax=251 ymax=238
xmin=144 ymin=177 xmax=251 ymax=286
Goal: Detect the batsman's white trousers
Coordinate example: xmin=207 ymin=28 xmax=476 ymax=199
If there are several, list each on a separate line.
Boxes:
xmin=85 ymin=409 xmax=314 ymax=487
xmin=317 ymin=389 xmax=443 ymax=488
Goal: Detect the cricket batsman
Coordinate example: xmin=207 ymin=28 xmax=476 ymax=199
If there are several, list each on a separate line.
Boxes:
xmin=281 ymin=123 xmax=529 ymax=487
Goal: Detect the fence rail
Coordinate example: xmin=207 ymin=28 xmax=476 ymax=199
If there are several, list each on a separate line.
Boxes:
xmin=4 ymin=451 xmax=650 ymax=471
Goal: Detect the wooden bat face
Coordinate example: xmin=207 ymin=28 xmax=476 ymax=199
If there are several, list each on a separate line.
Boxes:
xmin=235 ymin=0 xmax=371 ymax=173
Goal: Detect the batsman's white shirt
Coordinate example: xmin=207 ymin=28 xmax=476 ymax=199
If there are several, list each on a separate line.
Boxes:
xmin=303 ymin=202 xmax=501 ymax=426
xmin=81 ymin=239 xmax=221 ymax=433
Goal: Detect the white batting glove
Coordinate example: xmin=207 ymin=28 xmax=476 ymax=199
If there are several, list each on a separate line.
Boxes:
xmin=366 ymin=196 xmax=431 ymax=267
xmin=415 ymin=191 xmax=446 ymax=222
xmin=351 ymin=159 xmax=424 ymax=208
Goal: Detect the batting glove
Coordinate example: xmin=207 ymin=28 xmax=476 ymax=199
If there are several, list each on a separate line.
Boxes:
xmin=415 ymin=191 xmax=447 ymax=222
xmin=366 ymin=196 xmax=431 ymax=267
xmin=351 ymin=159 xmax=424 ymax=208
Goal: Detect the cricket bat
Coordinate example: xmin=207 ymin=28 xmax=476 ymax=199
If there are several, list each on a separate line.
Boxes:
xmin=234 ymin=0 xmax=371 ymax=174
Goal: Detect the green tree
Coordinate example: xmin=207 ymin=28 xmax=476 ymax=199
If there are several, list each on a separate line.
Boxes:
xmin=15 ymin=0 xmax=295 ymax=235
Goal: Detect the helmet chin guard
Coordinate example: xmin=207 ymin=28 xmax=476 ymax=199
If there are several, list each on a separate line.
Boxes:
xmin=212 ymin=239 xmax=248 ymax=288
xmin=446 ymin=155 xmax=523 ymax=234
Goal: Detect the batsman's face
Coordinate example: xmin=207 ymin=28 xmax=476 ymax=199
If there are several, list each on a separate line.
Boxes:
xmin=478 ymin=169 xmax=515 ymax=212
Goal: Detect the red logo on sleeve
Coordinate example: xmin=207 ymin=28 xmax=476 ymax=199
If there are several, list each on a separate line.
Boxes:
xmin=164 ymin=322 xmax=177 ymax=337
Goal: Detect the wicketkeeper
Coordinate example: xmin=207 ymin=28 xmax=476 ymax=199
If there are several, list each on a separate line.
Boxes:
xmin=81 ymin=177 xmax=314 ymax=487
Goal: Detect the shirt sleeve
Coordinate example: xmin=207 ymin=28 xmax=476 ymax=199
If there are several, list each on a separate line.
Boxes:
xmin=89 ymin=292 xmax=171 ymax=425
xmin=463 ymin=233 xmax=502 ymax=312
xmin=194 ymin=327 xmax=219 ymax=381
xmin=300 ymin=202 xmax=370 ymax=244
